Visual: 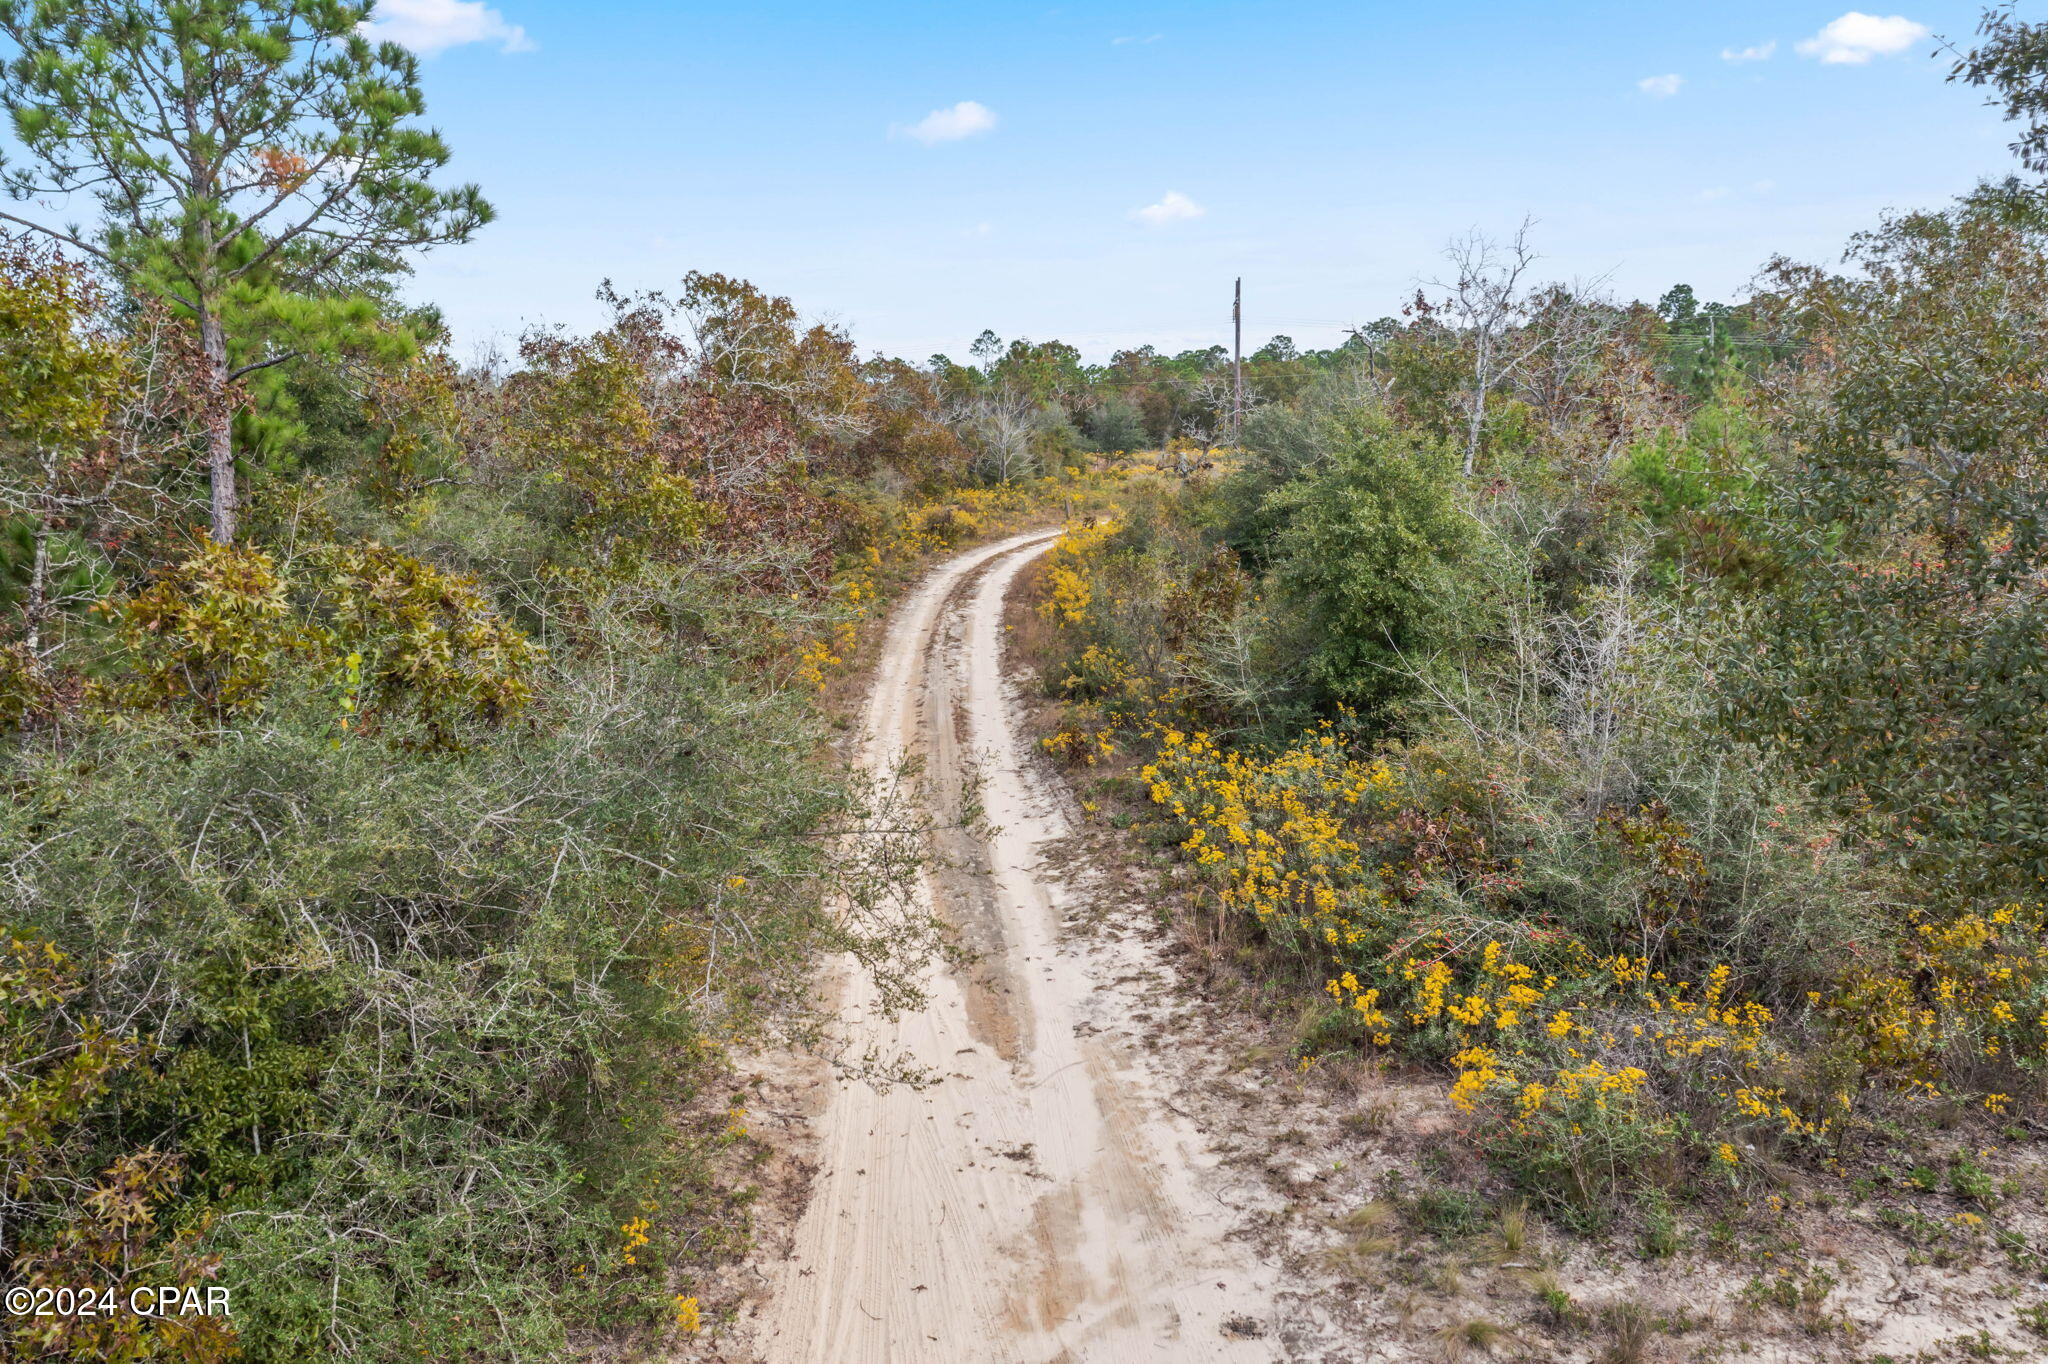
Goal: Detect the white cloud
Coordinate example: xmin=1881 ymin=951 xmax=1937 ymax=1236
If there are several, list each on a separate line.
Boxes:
xmin=1638 ymin=73 xmax=1684 ymax=97
xmin=1131 ymin=190 xmax=1205 ymax=226
xmin=1795 ymin=12 xmax=1929 ymax=65
xmin=1700 ymin=180 xmax=1779 ymax=201
xmin=1721 ymin=40 xmax=1777 ymax=62
xmin=359 ymin=0 xmax=533 ymax=55
xmin=897 ymin=100 xmax=998 ymax=145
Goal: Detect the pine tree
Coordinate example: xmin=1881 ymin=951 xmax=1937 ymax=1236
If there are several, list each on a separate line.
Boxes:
xmin=0 ymin=0 xmax=492 ymax=541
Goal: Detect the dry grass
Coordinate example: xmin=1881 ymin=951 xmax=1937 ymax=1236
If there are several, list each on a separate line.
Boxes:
xmin=1496 ymin=1199 xmax=1530 ymax=1257
xmin=1596 ymin=1301 xmax=1653 ymax=1364
xmin=1341 ymin=1092 xmax=1399 ymax=1136
xmin=1228 ymin=1043 xmax=1280 ymax=1073
xmin=1523 ymin=1270 xmax=1582 ymax=1329
xmin=1170 ymin=885 xmax=1245 ymax=976
xmin=1322 ymin=1199 xmax=1398 ymax=1273
xmin=1336 ymin=1199 xmax=1396 ymax=1235
xmin=1435 ymin=1317 xmax=1514 ymax=1361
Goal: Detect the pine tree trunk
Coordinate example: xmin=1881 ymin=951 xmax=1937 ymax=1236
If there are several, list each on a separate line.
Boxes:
xmin=199 ymin=305 xmax=237 ymax=543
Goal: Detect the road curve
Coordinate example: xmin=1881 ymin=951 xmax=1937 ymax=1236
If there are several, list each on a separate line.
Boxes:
xmin=758 ymin=530 xmax=1278 ymax=1364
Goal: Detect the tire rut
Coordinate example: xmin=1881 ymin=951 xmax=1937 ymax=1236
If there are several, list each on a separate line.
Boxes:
xmin=756 ymin=531 xmax=1280 ymax=1364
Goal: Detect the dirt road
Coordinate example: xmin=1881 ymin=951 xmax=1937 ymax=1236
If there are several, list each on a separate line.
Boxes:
xmin=758 ymin=530 xmax=1280 ymax=1364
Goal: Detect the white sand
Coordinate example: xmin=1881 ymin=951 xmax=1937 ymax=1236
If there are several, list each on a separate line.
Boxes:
xmin=757 ymin=531 xmax=1280 ymax=1364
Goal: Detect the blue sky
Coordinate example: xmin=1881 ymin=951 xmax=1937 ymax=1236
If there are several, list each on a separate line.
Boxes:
xmin=375 ymin=1 xmax=2019 ymax=363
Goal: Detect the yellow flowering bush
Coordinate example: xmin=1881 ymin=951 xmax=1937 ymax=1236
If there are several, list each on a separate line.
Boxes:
xmin=1131 ymin=719 xmax=1873 ymax=1218
xmin=1039 ymin=518 xmax=1125 ymax=627
xmin=1829 ymin=902 xmax=2048 ymax=1074
xmin=1036 ymin=504 xmax=2046 ymax=1217
xmin=96 ymin=539 xmax=544 ymax=745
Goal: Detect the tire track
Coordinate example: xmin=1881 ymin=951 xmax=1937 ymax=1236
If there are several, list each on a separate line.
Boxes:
xmin=757 ymin=531 xmax=1279 ymax=1364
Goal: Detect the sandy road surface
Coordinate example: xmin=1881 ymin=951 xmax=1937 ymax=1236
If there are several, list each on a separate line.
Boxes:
xmin=759 ymin=531 xmax=1279 ymax=1364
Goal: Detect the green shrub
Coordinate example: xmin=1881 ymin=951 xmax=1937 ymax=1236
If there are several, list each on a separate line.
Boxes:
xmin=1406 ymin=1186 xmax=1487 ymax=1239
xmin=1258 ymin=406 xmax=1478 ymax=720
xmin=3 ymin=564 xmax=932 ymax=1361
xmin=98 ymin=537 xmax=544 ymax=746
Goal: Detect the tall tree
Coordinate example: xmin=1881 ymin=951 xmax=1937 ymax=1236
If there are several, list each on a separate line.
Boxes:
xmin=0 ymin=0 xmax=492 ymax=542
xmin=1431 ymin=218 xmax=1543 ymax=477
xmin=1729 ymin=195 xmax=2048 ymax=896
xmin=1953 ymin=3 xmax=2048 ymax=177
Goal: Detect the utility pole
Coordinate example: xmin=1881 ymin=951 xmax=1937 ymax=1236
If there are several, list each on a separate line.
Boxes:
xmin=1231 ymin=276 xmax=1243 ymax=443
